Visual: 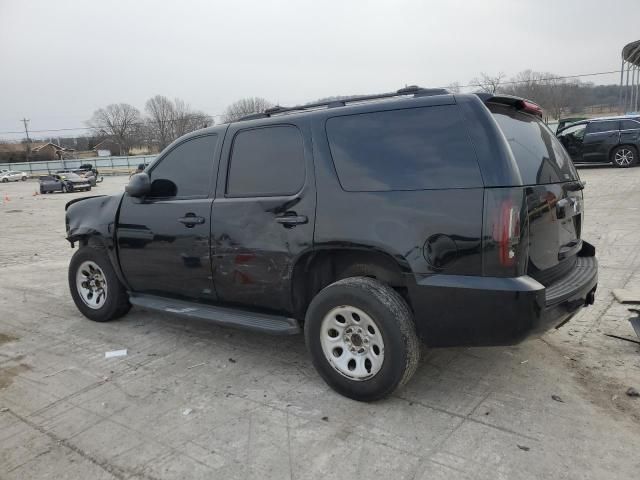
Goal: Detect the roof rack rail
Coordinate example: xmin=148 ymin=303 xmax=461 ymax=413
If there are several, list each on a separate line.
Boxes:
xmin=236 ymin=86 xmax=451 ymax=121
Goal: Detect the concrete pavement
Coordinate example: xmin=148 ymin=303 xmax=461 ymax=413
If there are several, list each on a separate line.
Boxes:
xmin=0 ymin=170 xmax=639 ymax=479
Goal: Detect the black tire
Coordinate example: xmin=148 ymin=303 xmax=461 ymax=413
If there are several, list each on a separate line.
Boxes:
xmin=304 ymin=276 xmax=420 ymax=401
xmin=611 ymin=145 xmax=638 ymax=168
xmin=39 ymin=186 xmax=44 ymax=194
xmin=68 ymin=247 xmax=131 ymax=322
xmin=21 ymin=176 xmax=27 ymax=181
xmin=1 ymin=178 xmax=7 ymax=183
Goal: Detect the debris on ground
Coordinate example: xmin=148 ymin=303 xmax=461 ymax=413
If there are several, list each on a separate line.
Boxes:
xmin=228 ymin=358 xmax=236 ymax=363
xmin=321 ymin=416 xmax=329 ymax=422
xmin=187 ymin=362 xmax=206 ymax=369
xmin=612 ymin=289 xmax=640 ymax=303
xmin=105 ymin=349 xmax=128 ymax=359
xmin=182 ymin=408 xmax=193 ymax=416
xmin=551 ymin=395 xmax=564 ymax=403
xmin=628 ymin=309 xmax=640 ymax=338
xmin=626 ymin=387 xmax=639 ymax=398
xmin=0 ymin=407 xmax=9 ymax=413
xmin=517 ymin=445 xmax=530 ymax=451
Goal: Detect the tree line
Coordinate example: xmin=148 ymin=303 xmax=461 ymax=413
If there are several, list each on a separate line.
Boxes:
xmin=1 ymin=70 xmax=627 ymax=162
xmin=85 ymin=96 xmax=275 ymax=155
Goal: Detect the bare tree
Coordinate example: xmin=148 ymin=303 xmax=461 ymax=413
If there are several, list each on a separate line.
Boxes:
xmin=470 ymin=72 xmax=506 ymax=94
xmin=87 ymin=103 xmax=142 ymax=155
xmin=221 ymin=97 xmax=274 ymax=123
xmin=446 ymin=82 xmax=461 ymax=93
xmin=145 ymin=95 xmax=175 ymax=150
xmin=171 ymin=99 xmax=212 ymax=138
xmin=144 ymin=96 xmax=213 ymax=150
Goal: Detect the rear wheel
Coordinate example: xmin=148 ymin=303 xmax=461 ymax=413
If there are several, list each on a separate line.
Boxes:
xmin=304 ymin=276 xmax=420 ymax=401
xmin=612 ymin=145 xmax=637 ymax=168
xmin=68 ymin=247 xmax=131 ymax=322
xmin=21 ymin=176 xmax=26 ymax=181
xmin=1 ymin=178 xmax=7 ymax=183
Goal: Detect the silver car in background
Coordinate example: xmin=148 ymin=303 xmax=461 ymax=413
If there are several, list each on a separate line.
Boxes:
xmin=0 ymin=170 xmax=27 ymax=182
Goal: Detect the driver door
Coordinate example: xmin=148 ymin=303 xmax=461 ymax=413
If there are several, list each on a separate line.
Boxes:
xmin=117 ymin=133 xmax=222 ymax=301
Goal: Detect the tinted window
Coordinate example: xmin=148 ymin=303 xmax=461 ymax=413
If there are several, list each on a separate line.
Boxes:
xmin=227 ymin=126 xmax=305 ymax=196
xmin=621 ymin=119 xmax=640 ymax=130
xmin=326 ymin=105 xmax=482 ymax=191
xmin=490 ymin=104 xmax=578 ymax=184
xmin=149 ymin=135 xmax=217 ymax=198
xmin=587 ymin=121 xmax=619 ymax=133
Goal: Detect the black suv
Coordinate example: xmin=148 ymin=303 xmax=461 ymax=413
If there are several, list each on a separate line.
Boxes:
xmin=556 ymin=116 xmax=640 ymax=167
xmin=65 ymin=88 xmax=597 ymax=401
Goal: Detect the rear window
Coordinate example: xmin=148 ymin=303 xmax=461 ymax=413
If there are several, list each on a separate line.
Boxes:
xmin=490 ymin=104 xmax=578 ymax=185
xmin=326 ymin=105 xmax=483 ymax=191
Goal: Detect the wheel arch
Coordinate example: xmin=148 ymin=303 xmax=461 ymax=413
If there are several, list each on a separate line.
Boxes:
xmin=290 ymin=246 xmax=412 ymax=320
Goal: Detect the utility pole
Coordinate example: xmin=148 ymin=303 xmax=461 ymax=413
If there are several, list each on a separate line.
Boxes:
xmin=21 ymin=118 xmax=31 ymax=161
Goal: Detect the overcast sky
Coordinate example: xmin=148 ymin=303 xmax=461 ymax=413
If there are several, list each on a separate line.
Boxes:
xmin=1 ymin=0 xmax=638 ymax=140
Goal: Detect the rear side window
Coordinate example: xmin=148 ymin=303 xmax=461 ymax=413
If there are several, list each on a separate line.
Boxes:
xmin=490 ymin=104 xmax=578 ymax=185
xmin=586 ymin=120 xmax=619 ymax=133
xmin=326 ymin=105 xmax=482 ymax=191
xmin=621 ymin=119 xmax=640 ymax=130
xmin=149 ymin=134 xmax=218 ymax=198
xmin=227 ymin=125 xmax=305 ymax=197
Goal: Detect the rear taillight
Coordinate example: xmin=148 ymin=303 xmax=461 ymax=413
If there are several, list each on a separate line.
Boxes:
xmin=493 ymin=200 xmax=520 ymax=267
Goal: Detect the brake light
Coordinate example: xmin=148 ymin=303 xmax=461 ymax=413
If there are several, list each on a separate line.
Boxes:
xmin=493 ymin=200 xmax=520 ymax=267
xmin=519 ymin=100 xmax=543 ymax=117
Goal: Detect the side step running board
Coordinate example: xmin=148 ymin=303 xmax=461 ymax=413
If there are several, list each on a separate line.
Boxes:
xmin=128 ymin=294 xmax=301 ymax=335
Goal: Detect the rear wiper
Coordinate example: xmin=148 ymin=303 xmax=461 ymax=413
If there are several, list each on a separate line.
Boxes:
xmin=562 ymin=180 xmax=585 ymax=192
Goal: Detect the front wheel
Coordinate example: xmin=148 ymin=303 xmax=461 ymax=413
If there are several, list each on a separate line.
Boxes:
xmin=68 ymin=247 xmax=131 ymax=322
xmin=21 ymin=176 xmax=27 ymax=181
xmin=304 ymin=277 xmax=420 ymax=401
xmin=1 ymin=178 xmax=7 ymax=183
xmin=612 ymin=145 xmax=638 ymax=168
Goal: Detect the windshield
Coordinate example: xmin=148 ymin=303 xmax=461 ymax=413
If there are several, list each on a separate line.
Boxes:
xmin=489 ymin=104 xmax=579 ymax=185
xmin=62 ymin=173 xmax=82 ymax=181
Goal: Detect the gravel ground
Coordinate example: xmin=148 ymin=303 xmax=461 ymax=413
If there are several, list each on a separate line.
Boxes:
xmin=0 ymin=170 xmax=639 ymax=480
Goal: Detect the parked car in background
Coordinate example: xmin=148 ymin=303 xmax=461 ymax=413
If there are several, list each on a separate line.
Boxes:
xmin=557 ymin=116 xmax=640 ymax=167
xmin=39 ymin=173 xmax=91 ymax=193
xmin=65 ymin=88 xmax=597 ymax=401
xmin=1 ymin=170 xmax=27 ymax=182
xmin=57 ymin=168 xmax=101 ymax=187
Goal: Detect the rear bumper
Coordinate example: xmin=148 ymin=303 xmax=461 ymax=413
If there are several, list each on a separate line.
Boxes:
xmin=407 ymin=246 xmax=598 ymax=347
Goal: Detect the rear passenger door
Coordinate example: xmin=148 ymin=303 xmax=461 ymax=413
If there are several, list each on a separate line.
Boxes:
xmin=619 ymin=119 xmax=640 ymax=146
xmin=582 ymin=120 xmax=620 ymax=162
xmin=211 ymin=121 xmax=315 ymax=313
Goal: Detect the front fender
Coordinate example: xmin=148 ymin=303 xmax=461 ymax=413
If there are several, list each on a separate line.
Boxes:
xmin=65 ymin=193 xmax=129 ymax=287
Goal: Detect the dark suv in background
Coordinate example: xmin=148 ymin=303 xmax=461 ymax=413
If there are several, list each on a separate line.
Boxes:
xmin=65 ymin=88 xmax=597 ymax=401
xmin=557 ymin=116 xmax=640 ymax=167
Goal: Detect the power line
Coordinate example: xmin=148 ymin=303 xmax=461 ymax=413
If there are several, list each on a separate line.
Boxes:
xmin=0 ymin=68 xmax=622 ymax=136
xmin=452 ymin=69 xmax=620 ymax=89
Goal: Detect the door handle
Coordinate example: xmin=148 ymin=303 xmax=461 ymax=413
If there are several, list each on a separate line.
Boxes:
xmin=178 ymin=214 xmax=205 ymax=227
xmin=275 ymin=214 xmax=308 ymax=227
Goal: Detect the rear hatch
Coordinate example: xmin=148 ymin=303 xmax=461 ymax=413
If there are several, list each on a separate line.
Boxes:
xmin=483 ymin=100 xmax=583 ymax=285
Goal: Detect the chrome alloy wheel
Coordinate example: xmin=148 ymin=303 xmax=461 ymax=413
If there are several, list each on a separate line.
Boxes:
xmin=614 ymin=148 xmax=634 ymax=166
xmin=319 ymin=305 xmax=385 ymax=381
xmin=76 ymin=260 xmax=108 ymax=309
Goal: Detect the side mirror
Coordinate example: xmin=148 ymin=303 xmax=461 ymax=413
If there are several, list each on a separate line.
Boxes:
xmin=125 ymin=173 xmax=151 ymax=197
